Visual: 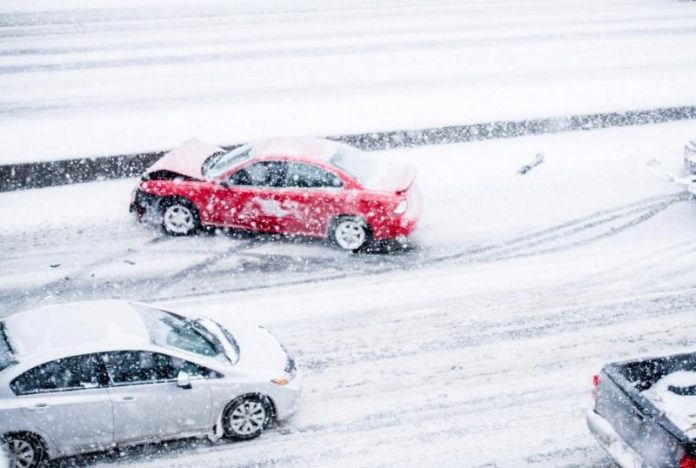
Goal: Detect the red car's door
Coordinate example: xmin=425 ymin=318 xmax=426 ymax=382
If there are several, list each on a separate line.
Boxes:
xmin=215 ymin=160 xmax=289 ymax=233
xmin=276 ymin=162 xmax=345 ymax=237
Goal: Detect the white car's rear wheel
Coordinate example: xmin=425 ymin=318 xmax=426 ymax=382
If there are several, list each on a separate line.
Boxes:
xmin=223 ymin=396 xmax=271 ymax=440
xmin=3 ymin=434 xmax=44 ymax=468
xmin=161 ymin=199 xmax=199 ymax=236
xmin=332 ymin=217 xmax=370 ymax=251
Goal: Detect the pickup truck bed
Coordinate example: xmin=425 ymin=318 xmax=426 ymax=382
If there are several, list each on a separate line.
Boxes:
xmin=588 ymin=352 xmax=696 ymax=468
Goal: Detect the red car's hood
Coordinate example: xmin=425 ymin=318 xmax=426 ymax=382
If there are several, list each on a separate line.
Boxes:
xmin=365 ymin=162 xmax=417 ymax=193
xmin=145 ymin=139 xmax=224 ymax=180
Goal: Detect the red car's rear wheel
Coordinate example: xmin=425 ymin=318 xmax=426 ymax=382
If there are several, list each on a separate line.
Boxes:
xmin=332 ymin=216 xmax=370 ymax=251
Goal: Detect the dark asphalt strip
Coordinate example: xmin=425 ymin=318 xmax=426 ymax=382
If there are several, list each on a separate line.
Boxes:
xmin=1 ymin=104 xmax=696 ymax=192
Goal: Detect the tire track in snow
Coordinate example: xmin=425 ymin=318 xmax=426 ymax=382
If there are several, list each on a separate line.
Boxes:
xmin=141 ymin=193 xmax=688 ymax=303
xmin=1 ymin=237 xmax=259 ymax=313
xmin=0 ymin=190 xmax=689 ymax=312
xmin=3 ymin=13 xmax=688 ymax=56
xmin=4 ymin=26 xmax=696 ymax=75
xmin=0 ymin=192 xmax=687 ymax=315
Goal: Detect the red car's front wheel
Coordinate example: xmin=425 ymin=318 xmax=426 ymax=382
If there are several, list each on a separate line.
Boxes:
xmin=161 ymin=199 xmax=200 ymax=236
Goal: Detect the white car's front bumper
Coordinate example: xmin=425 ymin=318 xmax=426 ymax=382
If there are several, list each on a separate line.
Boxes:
xmin=272 ymin=370 xmax=302 ymax=421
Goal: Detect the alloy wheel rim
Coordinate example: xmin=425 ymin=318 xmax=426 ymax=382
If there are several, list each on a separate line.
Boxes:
xmin=8 ymin=439 xmax=35 ymax=468
xmin=163 ymin=205 xmax=194 ymax=234
xmin=229 ymin=401 xmax=266 ymax=435
xmin=335 ymin=220 xmax=366 ymax=250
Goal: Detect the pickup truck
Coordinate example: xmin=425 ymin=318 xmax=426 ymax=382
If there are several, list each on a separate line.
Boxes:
xmin=587 ymin=352 xmax=696 ymax=468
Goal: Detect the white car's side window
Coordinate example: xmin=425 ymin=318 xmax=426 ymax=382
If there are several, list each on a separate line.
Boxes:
xmin=103 ymin=351 xmax=211 ymax=386
xmin=10 ymin=353 xmax=107 ymax=396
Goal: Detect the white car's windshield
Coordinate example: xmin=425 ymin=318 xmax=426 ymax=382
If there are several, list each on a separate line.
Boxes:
xmin=136 ymin=306 xmax=229 ymax=364
xmin=203 ymin=145 xmax=253 ymax=179
xmin=197 ymin=318 xmax=241 ymax=365
xmin=0 ymin=322 xmax=16 ymax=371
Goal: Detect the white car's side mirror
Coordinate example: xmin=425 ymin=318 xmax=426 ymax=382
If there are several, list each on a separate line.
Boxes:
xmin=177 ymin=370 xmax=192 ymax=389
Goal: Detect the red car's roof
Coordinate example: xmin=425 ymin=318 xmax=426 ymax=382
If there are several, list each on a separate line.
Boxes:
xmin=252 ymin=137 xmax=339 ymax=162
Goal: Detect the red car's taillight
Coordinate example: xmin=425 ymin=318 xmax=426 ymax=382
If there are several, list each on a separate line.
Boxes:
xmin=680 ymin=455 xmax=696 ymax=468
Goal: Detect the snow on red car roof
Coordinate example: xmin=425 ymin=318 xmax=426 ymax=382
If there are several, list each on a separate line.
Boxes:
xmin=251 ymin=137 xmax=339 ymax=162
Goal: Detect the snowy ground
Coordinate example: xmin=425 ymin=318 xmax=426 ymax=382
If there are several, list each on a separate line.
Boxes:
xmin=1 ymin=0 xmax=696 ymax=163
xmin=3 ymin=121 xmax=696 ymax=467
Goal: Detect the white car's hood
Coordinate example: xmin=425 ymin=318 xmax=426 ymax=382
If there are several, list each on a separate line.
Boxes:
xmin=227 ymin=322 xmax=288 ymax=372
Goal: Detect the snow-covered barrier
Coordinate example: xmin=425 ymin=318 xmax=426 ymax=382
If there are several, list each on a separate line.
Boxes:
xmin=1 ymin=105 xmax=695 ymax=192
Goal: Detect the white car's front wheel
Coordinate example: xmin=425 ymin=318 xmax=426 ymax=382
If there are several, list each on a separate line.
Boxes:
xmin=223 ymin=396 xmax=271 ymax=440
xmin=3 ymin=434 xmax=45 ymax=468
xmin=332 ymin=216 xmax=370 ymax=251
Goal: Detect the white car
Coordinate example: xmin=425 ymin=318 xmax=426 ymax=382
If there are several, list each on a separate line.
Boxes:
xmin=0 ymin=300 xmax=301 ymax=468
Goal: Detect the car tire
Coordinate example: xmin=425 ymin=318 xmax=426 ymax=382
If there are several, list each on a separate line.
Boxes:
xmin=331 ymin=216 xmax=371 ymax=252
xmin=3 ymin=433 xmax=46 ymax=468
xmin=222 ymin=396 xmax=271 ymax=441
xmin=160 ymin=198 xmax=200 ymax=236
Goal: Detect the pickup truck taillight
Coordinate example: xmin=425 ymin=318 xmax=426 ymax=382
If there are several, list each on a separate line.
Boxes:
xmin=592 ymin=374 xmax=600 ymax=399
xmin=680 ymin=455 xmax=696 ymax=468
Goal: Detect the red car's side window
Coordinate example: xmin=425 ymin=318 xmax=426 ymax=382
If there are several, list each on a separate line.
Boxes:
xmin=226 ymin=161 xmax=287 ymax=188
xmin=285 ymin=163 xmax=343 ymax=189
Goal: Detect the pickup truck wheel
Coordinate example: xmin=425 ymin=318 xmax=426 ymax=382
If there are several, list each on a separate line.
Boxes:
xmin=332 ymin=216 xmax=370 ymax=251
xmin=161 ymin=199 xmax=200 ymax=236
xmin=3 ymin=433 xmax=45 ymax=468
xmin=223 ymin=396 xmax=271 ymax=441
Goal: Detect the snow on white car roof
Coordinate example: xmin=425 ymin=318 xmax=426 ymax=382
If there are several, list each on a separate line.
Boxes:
xmin=252 ymin=137 xmax=338 ymax=161
xmin=3 ymin=300 xmax=150 ymax=360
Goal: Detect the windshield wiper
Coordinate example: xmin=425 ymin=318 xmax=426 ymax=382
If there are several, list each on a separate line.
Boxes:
xmin=200 ymin=151 xmax=227 ymax=177
xmin=185 ymin=319 xmax=226 ymax=358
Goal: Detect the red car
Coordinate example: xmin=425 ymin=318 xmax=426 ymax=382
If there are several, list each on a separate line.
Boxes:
xmin=130 ymin=138 xmax=421 ymax=251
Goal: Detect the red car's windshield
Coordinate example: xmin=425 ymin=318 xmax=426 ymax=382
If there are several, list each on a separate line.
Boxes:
xmin=203 ymin=145 xmax=253 ymax=179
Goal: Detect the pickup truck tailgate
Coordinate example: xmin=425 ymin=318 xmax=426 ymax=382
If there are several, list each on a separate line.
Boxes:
xmin=589 ymin=366 xmax=692 ymax=467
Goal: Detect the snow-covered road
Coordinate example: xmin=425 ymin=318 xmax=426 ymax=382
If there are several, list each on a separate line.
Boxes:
xmin=3 ymin=0 xmax=696 ymax=466
xmin=3 ymin=121 xmax=696 ymax=467
xmin=1 ymin=0 xmax=696 ymax=162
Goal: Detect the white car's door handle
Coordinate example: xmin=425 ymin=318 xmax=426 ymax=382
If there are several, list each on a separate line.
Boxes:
xmin=119 ymin=396 xmax=137 ymax=403
xmin=27 ymin=403 xmax=49 ymax=411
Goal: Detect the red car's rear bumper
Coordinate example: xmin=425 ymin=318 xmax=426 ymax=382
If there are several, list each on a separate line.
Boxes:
xmin=372 ymin=187 xmax=421 ymax=241
xmin=372 ymin=216 xmax=419 ymax=240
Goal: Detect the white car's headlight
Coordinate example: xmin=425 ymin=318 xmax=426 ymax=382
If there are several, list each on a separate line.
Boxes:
xmin=271 ymin=356 xmax=297 ymax=385
xmin=271 ymin=375 xmax=292 ymax=385
xmin=394 ymin=200 xmax=408 ymax=214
